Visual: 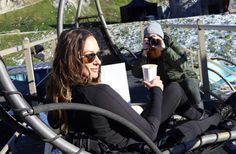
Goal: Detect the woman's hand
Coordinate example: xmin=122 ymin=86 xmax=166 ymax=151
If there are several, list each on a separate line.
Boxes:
xmin=143 ymin=76 xmax=163 ymax=91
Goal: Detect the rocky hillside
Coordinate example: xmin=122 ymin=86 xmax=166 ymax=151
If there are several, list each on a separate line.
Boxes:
xmin=0 ymin=0 xmax=41 ymax=14
xmin=0 ymin=0 xmax=98 ymax=15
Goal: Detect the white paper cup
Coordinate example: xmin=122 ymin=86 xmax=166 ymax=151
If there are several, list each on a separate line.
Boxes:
xmin=141 ymin=64 xmax=157 ymax=81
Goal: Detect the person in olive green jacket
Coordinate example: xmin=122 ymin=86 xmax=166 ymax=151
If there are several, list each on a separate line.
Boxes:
xmin=132 ymin=22 xmax=204 ymax=109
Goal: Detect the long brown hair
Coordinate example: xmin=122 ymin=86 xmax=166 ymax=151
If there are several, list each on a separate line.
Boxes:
xmin=46 ymin=28 xmax=99 ymax=133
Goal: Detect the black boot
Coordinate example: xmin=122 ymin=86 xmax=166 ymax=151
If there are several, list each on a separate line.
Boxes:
xmin=225 ymin=92 xmax=236 ymax=114
xmin=158 ymin=128 xmax=184 ymax=149
xmin=215 ymin=103 xmax=233 ymax=120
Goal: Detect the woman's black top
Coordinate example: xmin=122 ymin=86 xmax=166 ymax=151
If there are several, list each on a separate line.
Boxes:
xmin=68 ymin=84 xmax=162 ymax=148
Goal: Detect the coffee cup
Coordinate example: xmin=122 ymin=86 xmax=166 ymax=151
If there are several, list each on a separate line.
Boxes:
xmin=141 ymin=64 xmax=157 ymax=81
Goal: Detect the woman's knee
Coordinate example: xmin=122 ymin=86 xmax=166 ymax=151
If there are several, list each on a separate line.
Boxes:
xmin=166 ymin=82 xmax=182 ymax=91
xmin=165 ymin=82 xmax=188 ymax=101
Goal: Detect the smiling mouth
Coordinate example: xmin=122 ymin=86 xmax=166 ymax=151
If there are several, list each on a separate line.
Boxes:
xmin=91 ymin=68 xmax=99 ymax=72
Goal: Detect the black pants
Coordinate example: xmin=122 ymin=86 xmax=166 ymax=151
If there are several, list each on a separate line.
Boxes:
xmin=179 ymin=78 xmax=204 ymax=109
xmin=142 ymin=82 xmax=221 ymax=145
xmin=142 ymin=82 xmax=203 ymax=122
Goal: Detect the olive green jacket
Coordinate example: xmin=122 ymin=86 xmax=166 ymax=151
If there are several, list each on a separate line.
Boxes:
xmin=132 ymin=35 xmax=198 ymax=85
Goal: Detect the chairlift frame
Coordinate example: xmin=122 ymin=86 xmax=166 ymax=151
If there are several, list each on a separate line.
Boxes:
xmin=57 ymin=0 xmax=138 ymax=69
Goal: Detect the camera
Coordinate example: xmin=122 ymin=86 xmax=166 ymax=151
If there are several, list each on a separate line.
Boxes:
xmin=147 ymin=37 xmax=161 ymax=46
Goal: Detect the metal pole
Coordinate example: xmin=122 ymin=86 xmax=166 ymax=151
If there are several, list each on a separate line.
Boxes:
xmin=94 ymin=0 xmax=107 ymax=29
xmin=57 ymin=0 xmax=65 ymax=37
xmin=75 ymin=0 xmax=83 ymax=28
xmin=164 ymin=20 xmax=171 ymax=35
xmin=23 ymin=37 xmax=37 ymax=96
xmin=197 ymin=19 xmax=210 ymax=100
xmin=0 ymin=131 xmax=20 ymax=153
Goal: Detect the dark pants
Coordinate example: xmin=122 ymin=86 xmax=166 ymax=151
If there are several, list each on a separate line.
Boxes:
xmin=141 ymin=82 xmax=203 ymax=123
xmin=179 ymin=78 xmax=204 ymax=109
xmin=142 ymin=82 xmax=221 ymax=147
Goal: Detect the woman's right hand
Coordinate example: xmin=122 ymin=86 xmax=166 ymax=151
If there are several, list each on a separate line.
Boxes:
xmin=143 ymin=76 xmax=163 ymax=91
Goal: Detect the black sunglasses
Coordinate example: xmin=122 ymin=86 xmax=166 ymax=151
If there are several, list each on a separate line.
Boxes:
xmin=81 ymin=51 xmax=103 ymax=64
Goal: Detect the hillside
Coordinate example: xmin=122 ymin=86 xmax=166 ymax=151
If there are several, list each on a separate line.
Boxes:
xmin=0 ymin=0 xmax=162 ymax=32
xmin=0 ymin=0 xmax=234 ymax=66
xmin=0 ymin=0 xmax=133 ymax=65
xmin=0 ymin=0 xmax=41 ymax=14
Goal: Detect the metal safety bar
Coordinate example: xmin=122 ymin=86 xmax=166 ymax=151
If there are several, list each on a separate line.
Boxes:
xmin=163 ymin=130 xmax=236 ymax=154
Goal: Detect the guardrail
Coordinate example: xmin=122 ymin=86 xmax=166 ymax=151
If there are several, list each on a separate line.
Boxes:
xmin=0 ymin=34 xmax=57 ymax=57
xmin=0 ymin=34 xmax=57 ymax=96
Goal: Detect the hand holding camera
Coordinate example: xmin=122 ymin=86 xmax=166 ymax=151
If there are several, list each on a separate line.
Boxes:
xmin=143 ymin=35 xmax=166 ymax=59
xmin=146 ymin=36 xmax=165 ymax=48
xmin=147 ymin=37 xmax=162 ymax=47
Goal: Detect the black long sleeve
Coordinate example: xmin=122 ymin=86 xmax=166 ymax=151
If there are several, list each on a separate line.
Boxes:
xmin=70 ymin=84 xmax=163 ymax=147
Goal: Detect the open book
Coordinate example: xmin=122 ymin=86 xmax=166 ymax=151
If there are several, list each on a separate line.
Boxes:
xmin=101 ymin=63 xmax=143 ymax=114
xmin=101 ymin=63 xmax=131 ymax=103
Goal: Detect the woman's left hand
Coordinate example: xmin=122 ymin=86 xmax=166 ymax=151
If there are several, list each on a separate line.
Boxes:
xmin=143 ymin=76 xmax=163 ymax=91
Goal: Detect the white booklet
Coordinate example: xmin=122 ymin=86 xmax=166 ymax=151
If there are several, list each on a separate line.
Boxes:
xmin=101 ymin=63 xmax=131 ymax=103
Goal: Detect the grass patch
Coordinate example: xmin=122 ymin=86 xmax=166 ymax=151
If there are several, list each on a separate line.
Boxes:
xmin=0 ymin=0 xmax=133 ymax=32
xmin=0 ymin=0 xmax=57 ymax=32
xmin=80 ymin=0 xmax=131 ymax=23
xmin=0 ymin=33 xmax=43 ymax=50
